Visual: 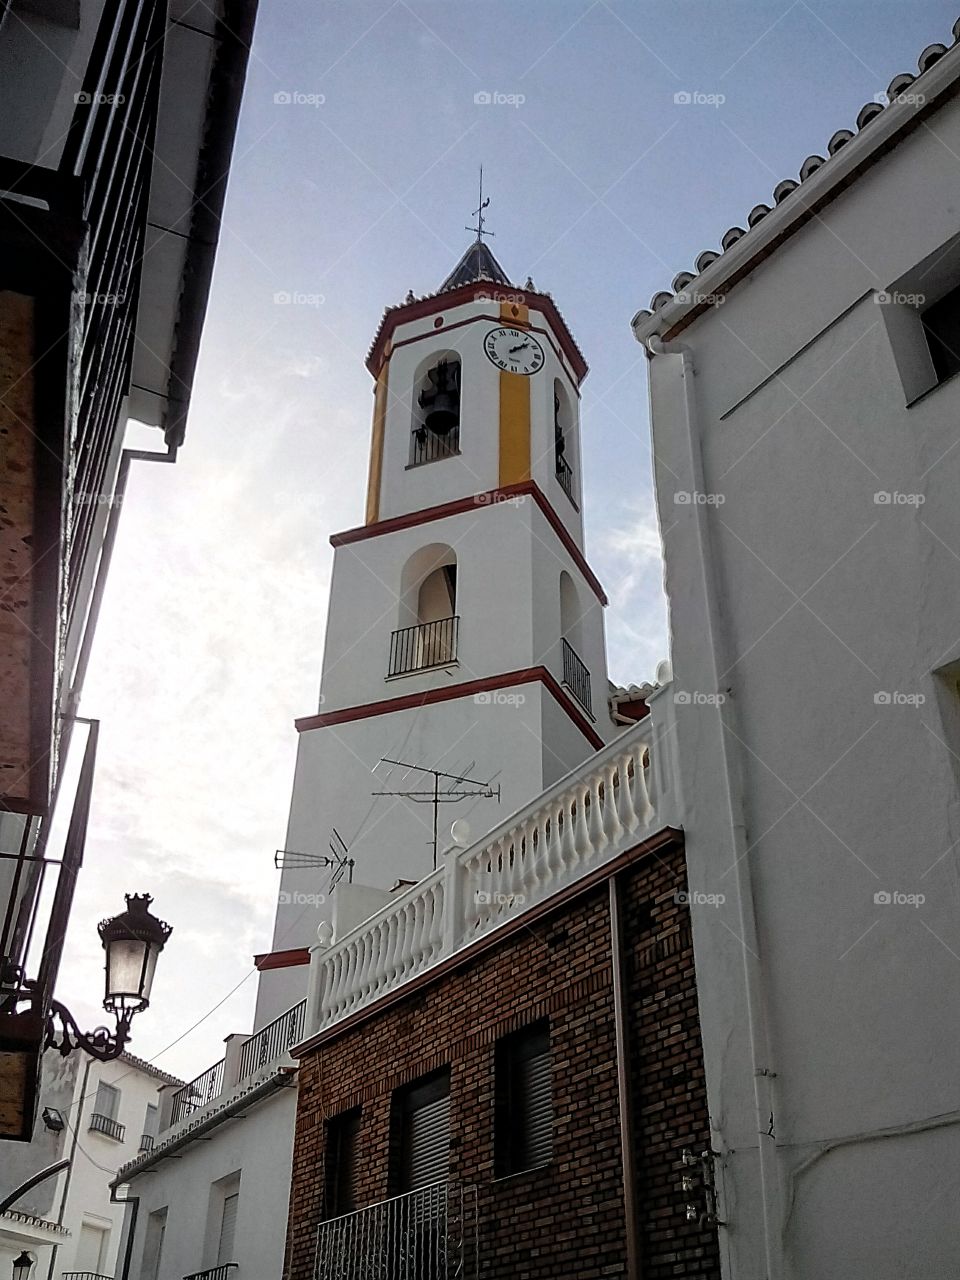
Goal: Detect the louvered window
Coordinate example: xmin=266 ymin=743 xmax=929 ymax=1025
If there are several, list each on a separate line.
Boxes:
xmin=326 ymin=1107 xmax=361 ymax=1216
xmin=394 ymin=1070 xmax=451 ymax=1193
xmin=217 ymin=1191 xmax=239 ymax=1265
xmin=495 ymin=1020 xmax=553 ymax=1176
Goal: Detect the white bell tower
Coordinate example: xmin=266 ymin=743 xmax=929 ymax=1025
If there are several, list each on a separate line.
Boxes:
xmin=255 ymin=233 xmax=615 ymax=1023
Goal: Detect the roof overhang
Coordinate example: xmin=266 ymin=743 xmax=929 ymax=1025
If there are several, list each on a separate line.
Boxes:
xmin=632 ymin=43 xmax=960 ymax=348
xmin=129 ymin=0 xmax=258 ymax=446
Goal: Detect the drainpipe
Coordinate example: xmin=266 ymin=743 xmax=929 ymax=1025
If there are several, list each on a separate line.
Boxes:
xmin=639 ymin=330 xmax=783 ymax=1280
xmin=45 ymin=1055 xmax=92 ymax=1280
xmin=609 ymin=874 xmax=641 ymax=1280
xmin=110 ymin=1184 xmax=140 ymax=1280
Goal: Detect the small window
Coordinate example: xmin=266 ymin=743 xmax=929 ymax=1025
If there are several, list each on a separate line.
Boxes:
xmin=217 ymin=1191 xmax=239 ymax=1265
xmin=554 ymin=381 xmax=575 ymax=502
xmin=142 ymin=1208 xmax=167 ymax=1280
xmin=495 ymin=1020 xmax=553 ymax=1177
xmin=412 ymin=357 xmax=461 ymax=465
xmin=921 ymin=285 xmax=960 ymax=384
xmin=325 ymin=1107 xmax=361 ymax=1217
xmin=391 ymin=1069 xmax=451 ymax=1193
xmin=94 ymin=1081 xmax=120 ymax=1120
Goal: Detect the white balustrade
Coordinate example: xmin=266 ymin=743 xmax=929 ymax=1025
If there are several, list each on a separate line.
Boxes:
xmin=309 ymin=708 xmax=677 ymax=1037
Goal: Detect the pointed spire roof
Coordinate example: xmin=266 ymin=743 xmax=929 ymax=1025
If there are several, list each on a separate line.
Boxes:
xmin=439 ymin=240 xmax=512 ymax=292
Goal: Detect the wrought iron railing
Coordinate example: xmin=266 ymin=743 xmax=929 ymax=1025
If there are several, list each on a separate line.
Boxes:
xmin=388 ymin=617 xmax=459 ymax=677
xmin=556 ymin=453 xmax=575 ymax=502
xmin=139 ymin=1133 xmax=155 ymax=1152
xmin=89 ymin=1112 xmax=125 ymax=1142
xmin=170 ymin=1057 xmax=226 ymax=1125
xmin=237 ymin=999 xmax=306 ymax=1081
xmin=63 ymin=1273 xmax=114 ymax=1279
xmin=410 ymin=424 xmax=460 ymax=466
xmin=316 ymin=1183 xmax=478 ymax=1280
xmin=183 ymin=1267 xmax=238 ymax=1280
xmin=561 ymin=638 xmax=592 ymax=716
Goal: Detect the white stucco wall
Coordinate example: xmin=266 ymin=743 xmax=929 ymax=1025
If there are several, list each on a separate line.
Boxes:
xmin=643 ymin=83 xmax=960 ymax=1280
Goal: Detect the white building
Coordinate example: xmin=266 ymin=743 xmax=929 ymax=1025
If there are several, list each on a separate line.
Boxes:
xmin=0 ymin=1050 xmax=180 ymax=1279
xmin=114 ymin=240 xmax=645 ymax=1280
xmin=632 ymin=18 xmax=960 ymax=1280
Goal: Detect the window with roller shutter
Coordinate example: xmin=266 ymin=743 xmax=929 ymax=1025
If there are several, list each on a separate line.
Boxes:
xmin=495 ymin=1019 xmax=553 ymax=1177
xmin=392 ymin=1069 xmax=451 ymax=1193
xmin=217 ymin=1191 xmax=239 ymax=1265
xmin=325 ymin=1107 xmax=361 ymax=1216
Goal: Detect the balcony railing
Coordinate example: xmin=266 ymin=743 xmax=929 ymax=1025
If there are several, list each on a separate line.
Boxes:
xmin=388 ymin=617 xmax=459 ymax=677
xmin=307 ymin=710 xmax=677 ymax=1037
xmin=237 ymin=998 xmax=306 ymax=1081
xmin=63 ymin=1273 xmax=114 ymax=1279
xmin=316 ymin=1183 xmax=478 ymax=1280
xmin=410 ymin=424 xmax=460 ymax=467
xmin=561 ymin=637 xmax=592 ymax=716
xmin=170 ymin=1057 xmax=225 ymax=1126
xmin=556 ymin=453 xmax=575 ymax=502
xmin=88 ymin=1113 xmax=125 ymax=1142
xmin=139 ymin=1133 xmax=155 ymax=1152
xmin=183 ymin=1267 xmax=238 ymax=1280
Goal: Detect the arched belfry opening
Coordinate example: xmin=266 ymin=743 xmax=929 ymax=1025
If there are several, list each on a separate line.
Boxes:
xmin=390 ymin=544 xmax=460 ymax=676
xmin=559 ymin=571 xmax=591 ymax=715
xmin=554 ymin=380 xmax=575 ymax=501
xmin=412 ymin=352 xmax=461 ymax=466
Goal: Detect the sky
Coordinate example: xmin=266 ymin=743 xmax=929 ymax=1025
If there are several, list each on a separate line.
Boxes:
xmin=51 ymin=0 xmax=958 ymax=1082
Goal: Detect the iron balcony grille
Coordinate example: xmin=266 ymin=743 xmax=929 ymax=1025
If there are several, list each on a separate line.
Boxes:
xmin=388 ymin=617 xmax=459 ymax=678
xmin=411 ymin=424 xmax=460 ymax=467
xmin=63 ymin=1273 xmax=114 ymax=1279
xmin=561 ymin=638 xmax=592 ymax=717
xmin=183 ymin=1268 xmax=238 ymax=1280
xmin=89 ymin=1112 xmax=125 ymax=1142
xmin=316 ymin=1182 xmax=478 ymax=1280
xmin=139 ymin=1133 xmax=155 ymax=1152
xmin=170 ymin=1057 xmax=226 ymax=1125
xmin=237 ymin=998 xmax=306 ymax=1081
xmin=556 ymin=453 xmax=575 ymax=502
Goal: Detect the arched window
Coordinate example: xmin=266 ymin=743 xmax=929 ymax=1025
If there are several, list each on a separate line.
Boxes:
xmin=390 ymin=545 xmax=459 ymax=676
xmin=554 ymin=380 xmax=575 ymax=502
xmin=412 ymin=352 xmax=461 ymax=466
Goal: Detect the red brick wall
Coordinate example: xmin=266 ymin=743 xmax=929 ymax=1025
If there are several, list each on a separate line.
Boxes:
xmin=285 ymin=835 xmax=721 ymax=1280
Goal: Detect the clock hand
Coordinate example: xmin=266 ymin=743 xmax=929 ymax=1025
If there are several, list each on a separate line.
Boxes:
xmin=509 ymin=341 xmax=531 ymax=353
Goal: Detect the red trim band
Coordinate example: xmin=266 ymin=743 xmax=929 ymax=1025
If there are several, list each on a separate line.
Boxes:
xmin=330 ymin=481 xmax=608 ymax=607
xmin=295 ymin=665 xmax=604 ymax=750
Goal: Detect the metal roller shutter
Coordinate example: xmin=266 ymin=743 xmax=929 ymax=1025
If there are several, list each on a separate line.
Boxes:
xmin=518 ymin=1044 xmax=553 ymax=1169
xmin=406 ymin=1091 xmax=451 ymax=1190
xmin=217 ymin=1192 xmax=239 ymax=1265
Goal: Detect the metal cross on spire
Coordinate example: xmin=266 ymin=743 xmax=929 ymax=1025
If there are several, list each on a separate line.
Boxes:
xmin=465 ymin=166 xmax=494 ymax=242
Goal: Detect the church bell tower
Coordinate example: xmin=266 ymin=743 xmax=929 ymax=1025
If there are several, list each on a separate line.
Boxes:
xmin=256 ymin=226 xmax=615 ymax=1023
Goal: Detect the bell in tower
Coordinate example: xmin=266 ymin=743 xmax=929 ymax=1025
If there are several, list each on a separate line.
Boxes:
xmin=418 ymin=358 xmax=461 ymax=434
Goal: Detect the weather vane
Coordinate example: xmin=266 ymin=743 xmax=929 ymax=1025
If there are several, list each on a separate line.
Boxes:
xmin=466 ymin=166 xmax=494 ymax=243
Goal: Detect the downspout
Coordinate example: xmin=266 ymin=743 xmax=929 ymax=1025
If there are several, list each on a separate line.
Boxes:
xmin=67 ymin=443 xmax=178 ymax=716
xmin=110 ymin=1184 xmax=140 ymax=1280
xmin=640 ymin=330 xmax=783 ymax=1280
xmin=46 ymin=1055 xmax=92 ymax=1280
xmin=609 ymin=874 xmax=641 ymax=1280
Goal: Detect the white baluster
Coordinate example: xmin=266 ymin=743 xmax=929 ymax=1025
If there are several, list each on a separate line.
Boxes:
xmin=603 ymin=760 xmax=624 ymax=849
xmin=587 ymin=769 xmax=606 ymax=854
xmin=614 ymin=750 xmax=640 ymax=834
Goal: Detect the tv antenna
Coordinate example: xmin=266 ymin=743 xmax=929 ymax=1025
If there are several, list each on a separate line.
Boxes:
xmin=372 ymin=757 xmax=500 ymax=869
xmin=274 ymin=828 xmax=355 ymax=890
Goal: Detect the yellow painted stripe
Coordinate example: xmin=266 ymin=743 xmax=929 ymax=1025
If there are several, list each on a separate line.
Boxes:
xmin=499 ymin=369 xmax=531 ymax=485
xmin=365 ymin=353 xmax=389 ymax=524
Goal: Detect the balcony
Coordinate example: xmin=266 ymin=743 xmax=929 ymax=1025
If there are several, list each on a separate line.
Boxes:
xmin=170 ymin=1057 xmax=225 ymax=1126
xmin=89 ymin=1113 xmax=125 ymax=1142
xmin=410 ymin=424 xmax=460 ymax=467
xmin=139 ymin=1133 xmax=155 ymax=1153
xmin=316 ymin=1183 xmax=478 ymax=1280
xmin=306 ymin=705 xmax=678 ymax=1038
xmin=237 ymin=999 xmax=306 ymax=1080
xmin=183 ymin=1268 xmax=238 ymax=1280
xmin=561 ymin=637 xmax=592 ymax=716
xmin=388 ymin=617 xmax=459 ymax=677
xmin=63 ymin=1274 xmax=114 ymax=1279
xmin=556 ymin=452 xmax=575 ymax=502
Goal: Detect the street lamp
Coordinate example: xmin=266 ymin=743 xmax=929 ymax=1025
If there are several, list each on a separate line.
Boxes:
xmin=12 ymin=1252 xmax=33 ymax=1280
xmin=45 ymin=894 xmax=172 ymax=1061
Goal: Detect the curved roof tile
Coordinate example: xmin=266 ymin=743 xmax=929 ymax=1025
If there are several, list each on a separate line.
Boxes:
xmin=644 ymin=16 xmax=960 ymax=314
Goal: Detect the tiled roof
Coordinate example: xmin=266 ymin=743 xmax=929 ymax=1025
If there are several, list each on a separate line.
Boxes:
xmin=634 ymin=18 xmax=960 ymax=324
xmin=119 ymin=1049 xmax=184 ymax=1088
xmin=439 ymin=240 xmax=512 ymax=291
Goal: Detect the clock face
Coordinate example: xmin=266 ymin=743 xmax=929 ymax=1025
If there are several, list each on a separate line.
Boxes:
xmin=483 ymin=326 xmax=546 ymax=376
